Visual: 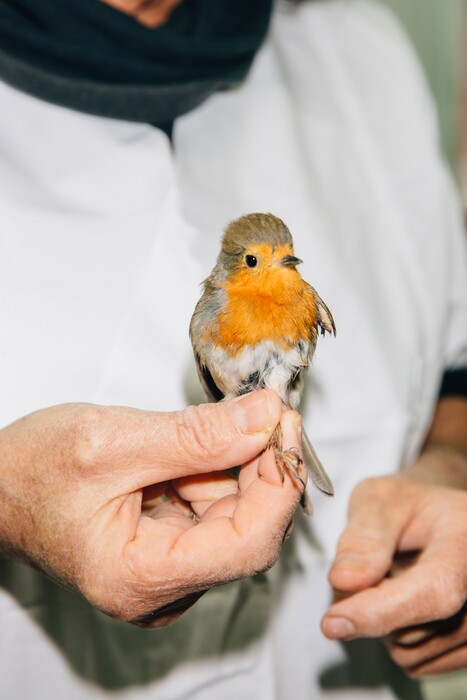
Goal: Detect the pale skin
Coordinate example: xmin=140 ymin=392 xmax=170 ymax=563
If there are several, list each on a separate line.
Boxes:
xmin=99 ymin=0 xmax=183 ymax=28
xmin=1 ymin=388 xmax=466 ymax=674
xmin=0 ymin=390 xmax=305 ymax=628
xmin=321 ymin=397 xmax=467 ymax=678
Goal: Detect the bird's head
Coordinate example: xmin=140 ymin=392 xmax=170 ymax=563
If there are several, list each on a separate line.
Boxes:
xmin=213 ymin=214 xmax=303 ymax=294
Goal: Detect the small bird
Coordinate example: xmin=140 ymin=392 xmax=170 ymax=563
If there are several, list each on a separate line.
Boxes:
xmin=190 ymin=213 xmax=335 ymax=513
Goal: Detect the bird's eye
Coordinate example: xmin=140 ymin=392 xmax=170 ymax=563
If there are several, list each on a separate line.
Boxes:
xmin=245 ymin=255 xmax=257 ymax=268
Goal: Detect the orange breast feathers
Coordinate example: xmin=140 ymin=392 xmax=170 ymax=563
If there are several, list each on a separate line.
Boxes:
xmin=215 ymin=265 xmax=317 ymax=352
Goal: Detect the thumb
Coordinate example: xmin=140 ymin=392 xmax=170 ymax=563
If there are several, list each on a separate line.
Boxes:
xmin=97 ymin=389 xmax=282 ymax=487
xmin=157 ymin=389 xmax=282 ymax=479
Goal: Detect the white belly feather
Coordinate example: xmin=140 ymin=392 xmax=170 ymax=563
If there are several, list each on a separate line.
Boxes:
xmin=207 ymin=339 xmax=311 ymax=407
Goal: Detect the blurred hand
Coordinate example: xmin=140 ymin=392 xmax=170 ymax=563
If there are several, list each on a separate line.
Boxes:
xmin=100 ymin=0 xmax=183 ymax=28
xmin=0 ymin=390 xmax=305 ymax=627
xmin=321 ymin=447 xmax=467 ymax=677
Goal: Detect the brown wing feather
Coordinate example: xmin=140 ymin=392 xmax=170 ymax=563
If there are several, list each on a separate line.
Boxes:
xmin=193 ymin=353 xmax=225 ymax=403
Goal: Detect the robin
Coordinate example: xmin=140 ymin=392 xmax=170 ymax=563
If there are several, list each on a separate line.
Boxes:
xmin=190 ymin=212 xmax=335 ymax=513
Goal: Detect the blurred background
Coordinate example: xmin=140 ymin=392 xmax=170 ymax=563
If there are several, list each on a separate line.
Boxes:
xmin=380 ymin=0 xmax=467 ymax=209
xmin=374 ymin=3 xmax=467 ymax=698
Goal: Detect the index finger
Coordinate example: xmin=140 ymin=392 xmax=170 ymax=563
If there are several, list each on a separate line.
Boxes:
xmin=328 ymin=477 xmax=411 ymax=593
xmin=322 ymin=535 xmax=467 ymax=640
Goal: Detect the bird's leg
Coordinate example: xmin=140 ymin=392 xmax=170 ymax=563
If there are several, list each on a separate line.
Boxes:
xmin=267 ymin=423 xmax=306 ymax=489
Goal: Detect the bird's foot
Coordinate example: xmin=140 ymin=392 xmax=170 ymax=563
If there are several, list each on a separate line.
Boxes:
xmin=267 ymin=425 xmax=306 ymax=490
xmin=274 ymin=446 xmax=306 ymax=489
xmin=266 ymin=424 xmax=312 ymax=516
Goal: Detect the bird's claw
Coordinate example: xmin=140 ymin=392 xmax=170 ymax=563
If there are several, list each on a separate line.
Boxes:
xmin=274 ymin=447 xmax=305 ymax=489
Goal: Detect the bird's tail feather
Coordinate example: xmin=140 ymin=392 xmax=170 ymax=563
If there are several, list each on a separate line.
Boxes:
xmin=302 ymin=427 xmax=334 ymax=497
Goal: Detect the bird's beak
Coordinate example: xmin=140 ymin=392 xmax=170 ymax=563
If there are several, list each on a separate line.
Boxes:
xmin=280 ymin=255 xmax=303 ymax=267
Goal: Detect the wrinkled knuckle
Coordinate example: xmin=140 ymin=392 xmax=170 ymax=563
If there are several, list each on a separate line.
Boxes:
xmin=73 ymin=405 xmax=111 ymax=472
xmin=175 ymin=405 xmax=220 ymax=465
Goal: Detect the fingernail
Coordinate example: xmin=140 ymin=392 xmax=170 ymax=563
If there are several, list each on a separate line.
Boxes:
xmin=322 ymin=617 xmax=356 ymax=640
xmin=231 ymin=390 xmax=273 ymax=435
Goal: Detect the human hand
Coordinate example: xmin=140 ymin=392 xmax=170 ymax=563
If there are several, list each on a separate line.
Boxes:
xmin=0 ymin=391 xmax=305 ymax=627
xmin=321 ymin=449 xmax=467 ymax=677
xmin=99 ymin=0 xmax=183 ymax=28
